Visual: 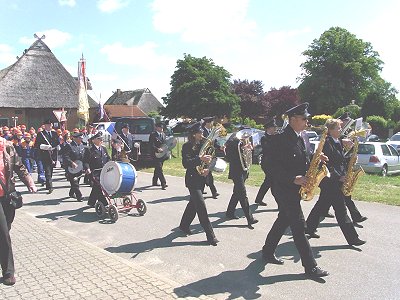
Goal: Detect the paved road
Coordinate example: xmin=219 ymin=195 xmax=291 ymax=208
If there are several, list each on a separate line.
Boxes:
xmin=8 ymin=168 xmax=400 ymax=299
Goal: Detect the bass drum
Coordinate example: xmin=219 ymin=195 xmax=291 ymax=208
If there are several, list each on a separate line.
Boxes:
xmin=100 ymin=161 xmax=137 ymax=195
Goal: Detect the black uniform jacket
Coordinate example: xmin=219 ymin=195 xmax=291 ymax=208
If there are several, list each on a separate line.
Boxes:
xmin=149 ymin=131 xmax=166 ymax=158
xmin=269 ymin=126 xmax=310 ymax=196
xmin=83 ymin=144 xmax=110 ymax=178
xmin=225 ymin=137 xmax=248 ymax=180
xmin=182 ymin=141 xmax=206 ymax=190
xmin=260 ymin=134 xmax=274 ymax=172
xmin=34 ymin=130 xmax=60 ymax=163
xmin=117 ymin=133 xmax=134 ymax=152
xmin=319 ymin=135 xmax=346 ymax=191
xmin=64 ymin=141 xmax=88 ymax=172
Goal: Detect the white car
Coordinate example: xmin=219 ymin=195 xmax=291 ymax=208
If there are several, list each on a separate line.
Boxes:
xmin=387 ymin=132 xmax=400 ymax=153
xmin=356 ymin=142 xmax=400 ymax=176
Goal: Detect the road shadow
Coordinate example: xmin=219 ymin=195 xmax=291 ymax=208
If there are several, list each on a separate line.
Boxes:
xmin=174 ymin=251 xmax=320 ymax=299
xmin=23 ymin=196 xmax=74 ymax=206
xmin=146 ymin=195 xmax=189 ymax=204
xmin=35 ymin=206 xmax=99 ymax=223
xmin=105 ymin=229 xmax=215 ymax=258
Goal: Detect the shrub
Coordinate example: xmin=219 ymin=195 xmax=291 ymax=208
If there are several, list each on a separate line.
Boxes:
xmin=311 ymin=114 xmax=332 ymax=126
xmin=366 ymin=115 xmax=388 ymax=138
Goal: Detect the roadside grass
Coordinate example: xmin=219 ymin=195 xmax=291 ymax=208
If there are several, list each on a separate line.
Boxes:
xmin=140 ymin=144 xmax=400 ymax=206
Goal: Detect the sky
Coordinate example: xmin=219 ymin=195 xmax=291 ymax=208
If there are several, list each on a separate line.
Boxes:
xmin=0 ymin=0 xmax=399 ymax=104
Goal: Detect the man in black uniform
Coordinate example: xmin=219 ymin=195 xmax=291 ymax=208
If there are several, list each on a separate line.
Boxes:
xmin=83 ymin=132 xmax=110 ymax=207
xmin=254 ymin=118 xmax=277 ymax=206
xmin=64 ymin=132 xmax=88 ymax=201
xmin=305 ymin=118 xmax=366 ymax=246
xmin=261 ymin=103 xmax=329 ymax=278
xmin=149 ymin=122 xmax=167 ymax=189
xmin=225 ymin=129 xmax=258 ymax=229
xmin=179 ymin=122 xmax=219 ymax=246
xmin=34 ymin=119 xmax=60 ymax=194
xmin=112 ymin=123 xmax=136 ymax=161
xmin=201 ymin=117 xmax=219 ymax=198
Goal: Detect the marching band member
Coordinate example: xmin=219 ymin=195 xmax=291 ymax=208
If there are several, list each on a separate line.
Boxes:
xmin=225 ymin=129 xmax=258 ymax=229
xmin=83 ymin=131 xmax=110 ymax=208
xmin=33 ymin=119 xmax=60 ymax=194
xmin=149 ymin=122 xmax=167 ymax=189
xmin=111 ymin=123 xmax=135 ymax=161
xmin=178 ymin=122 xmax=219 ymax=246
xmin=305 ymin=118 xmax=366 ymax=246
xmin=20 ymin=133 xmax=35 ymax=174
xmin=254 ymin=118 xmax=277 ymax=206
xmin=261 ymin=103 xmax=329 ymax=278
xmin=64 ymin=132 xmax=88 ymax=202
xmin=201 ymin=117 xmax=220 ymax=199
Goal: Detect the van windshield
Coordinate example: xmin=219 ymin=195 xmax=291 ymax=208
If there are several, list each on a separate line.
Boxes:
xmin=116 ymin=119 xmax=154 ymax=134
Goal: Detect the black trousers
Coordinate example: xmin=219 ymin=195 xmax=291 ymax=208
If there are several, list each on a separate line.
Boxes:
xmin=88 ymin=176 xmax=108 ymax=207
xmin=152 ymin=159 xmax=166 ymax=186
xmin=180 ymin=189 xmax=216 ymax=241
xmin=204 ymin=172 xmax=217 ymax=195
xmin=344 ymin=195 xmax=363 ymax=221
xmin=43 ymin=160 xmax=54 ymax=190
xmin=0 ymin=198 xmax=15 ymax=277
xmin=226 ymin=174 xmax=253 ymax=222
xmin=262 ymin=192 xmax=316 ymax=269
xmin=306 ymin=186 xmax=358 ymax=244
xmin=255 ymin=172 xmax=272 ymax=203
xmin=66 ymin=173 xmax=82 ymax=199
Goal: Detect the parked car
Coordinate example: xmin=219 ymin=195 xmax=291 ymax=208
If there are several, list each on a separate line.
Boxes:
xmin=305 ymin=130 xmax=318 ymax=141
xmin=356 ymin=142 xmax=400 ymax=176
xmin=387 ymin=132 xmax=400 ymax=152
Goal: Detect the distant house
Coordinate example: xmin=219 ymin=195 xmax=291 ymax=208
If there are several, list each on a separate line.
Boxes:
xmin=104 ymin=88 xmax=163 ymax=119
xmin=0 ymin=38 xmax=98 ymax=129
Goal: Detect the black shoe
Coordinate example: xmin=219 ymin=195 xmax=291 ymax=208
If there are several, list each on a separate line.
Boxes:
xmin=212 ymin=193 xmax=220 ymax=199
xmin=247 ymin=218 xmax=259 ymax=229
xmin=226 ymin=214 xmax=239 ymax=220
xmin=3 ymin=275 xmax=16 ymax=285
xmin=353 ymin=216 xmax=368 ymax=223
xmin=263 ymin=254 xmax=284 ymax=265
xmin=202 ymin=191 xmax=207 ymax=194
xmin=207 ymin=237 xmax=219 ymax=246
xmin=325 ymin=212 xmax=334 ymax=218
xmin=161 ymin=185 xmax=167 ymax=190
xmin=307 ymin=232 xmax=320 ymax=239
xmin=305 ymin=266 xmax=329 ymax=278
xmin=349 ymin=238 xmax=366 ymax=246
xmin=47 ymin=189 xmax=54 ymax=194
xmin=69 ymin=191 xmax=75 ymax=198
xmin=179 ymin=226 xmax=192 ymax=236
xmin=255 ymin=200 xmax=267 ymax=206
xmin=76 ymin=196 xmax=83 ymax=202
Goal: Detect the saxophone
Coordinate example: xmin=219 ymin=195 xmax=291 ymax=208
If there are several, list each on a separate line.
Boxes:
xmin=300 ymin=127 xmax=329 ymax=201
xmin=196 ymin=125 xmax=223 ymax=175
xmin=341 ymin=137 xmax=364 ymax=196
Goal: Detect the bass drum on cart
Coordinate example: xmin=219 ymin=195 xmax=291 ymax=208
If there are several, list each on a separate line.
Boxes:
xmin=100 ymin=161 xmax=137 ymax=195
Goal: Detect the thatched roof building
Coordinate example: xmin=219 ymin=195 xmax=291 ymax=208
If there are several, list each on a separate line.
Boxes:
xmin=104 ymin=88 xmax=163 ymax=118
xmin=0 ymin=38 xmax=97 ymax=129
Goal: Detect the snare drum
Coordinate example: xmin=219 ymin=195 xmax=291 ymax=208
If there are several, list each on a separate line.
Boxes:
xmin=100 ymin=161 xmax=137 ymax=195
xmin=210 ymin=157 xmax=227 ymax=173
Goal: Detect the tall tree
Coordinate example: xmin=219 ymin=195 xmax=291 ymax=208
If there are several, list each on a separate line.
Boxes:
xmin=161 ymin=54 xmax=240 ymax=119
xmin=232 ymin=79 xmax=264 ymax=119
xmin=298 ymin=27 xmax=384 ymax=114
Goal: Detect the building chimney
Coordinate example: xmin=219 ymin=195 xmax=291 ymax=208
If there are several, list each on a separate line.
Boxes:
xmin=117 ymin=89 xmax=121 ymax=95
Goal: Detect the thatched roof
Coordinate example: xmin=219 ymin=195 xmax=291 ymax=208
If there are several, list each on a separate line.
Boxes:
xmin=104 ymin=88 xmax=163 ymax=115
xmin=0 ymin=39 xmax=97 ymax=109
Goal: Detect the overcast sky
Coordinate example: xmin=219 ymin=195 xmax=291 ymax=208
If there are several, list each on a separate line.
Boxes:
xmin=0 ymin=0 xmax=398 ymax=104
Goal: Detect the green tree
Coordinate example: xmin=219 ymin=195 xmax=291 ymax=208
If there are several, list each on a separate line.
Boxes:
xmin=161 ymin=54 xmax=240 ymax=119
xmin=298 ymin=27 xmax=384 ymax=114
xmin=333 ymin=104 xmax=361 ymax=119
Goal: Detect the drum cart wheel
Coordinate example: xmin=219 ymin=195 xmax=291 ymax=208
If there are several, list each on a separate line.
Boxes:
xmin=136 ymin=199 xmax=147 ymax=216
xmin=108 ymin=205 xmax=119 ymax=222
xmin=123 ymin=196 xmax=132 ymax=207
xmin=95 ymin=202 xmax=106 ymax=218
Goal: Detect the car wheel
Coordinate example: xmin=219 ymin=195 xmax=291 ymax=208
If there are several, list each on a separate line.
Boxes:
xmin=380 ymin=165 xmax=388 ymax=177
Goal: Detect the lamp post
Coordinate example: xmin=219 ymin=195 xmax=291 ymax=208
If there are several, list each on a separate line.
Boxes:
xmin=11 ymin=116 xmax=18 ymax=127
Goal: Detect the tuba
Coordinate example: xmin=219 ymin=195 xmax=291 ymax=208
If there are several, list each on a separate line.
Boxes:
xmin=341 ymin=137 xmax=364 ymax=196
xmin=300 ymin=127 xmax=330 ymax=201
xmin=236 ymin=129 xmax=253 ymax=171
xmin=196 ymin=124 xmax=226 ymax=175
